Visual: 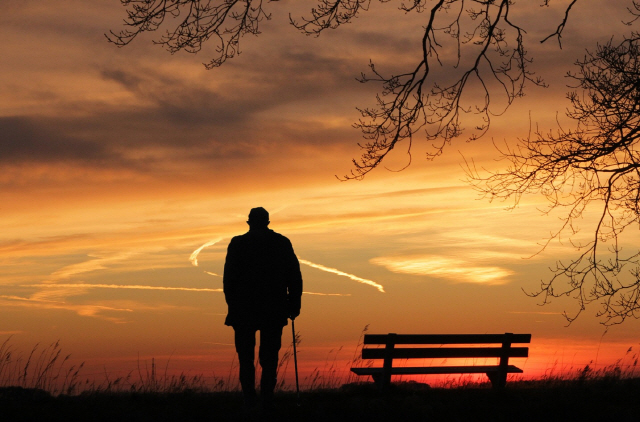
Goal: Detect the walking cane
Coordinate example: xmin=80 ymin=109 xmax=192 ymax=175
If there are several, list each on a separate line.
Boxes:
xmin=291 ymin=318 xmax=301 ymax=406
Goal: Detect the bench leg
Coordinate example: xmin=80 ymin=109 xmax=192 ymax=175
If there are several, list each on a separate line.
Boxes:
xmin=486 ymin=372 xmax=507 ymax=389
xmin=371 ymin=373 xmax=390 ymax=391
xmin=371 ymin=373 xmax=381 ymax=385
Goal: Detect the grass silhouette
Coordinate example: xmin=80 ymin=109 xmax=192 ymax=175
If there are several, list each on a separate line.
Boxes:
xmin=0 ymin=337 xmax=83 ymax=395
xmin=1 ymin=334 xmax=639 ymax=421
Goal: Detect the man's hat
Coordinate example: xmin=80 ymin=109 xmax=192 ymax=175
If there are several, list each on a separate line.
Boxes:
xmin=248 ymin=207 xmax=269 ymax=225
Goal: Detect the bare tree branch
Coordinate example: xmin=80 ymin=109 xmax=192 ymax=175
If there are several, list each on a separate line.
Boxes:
xmin=289 ymin=0 xmax=373 ymax=34
xmin=470 ymin=32 xmax=640 ymax=325
xmin=540 ymin=0 xmax=578 ymax=47
xmin=106 ymin=0 xmax=278 ymax=69
xmin=339 ymin=0 xmax=558 ymax=179
xmin=107 ymin=1 xmax=583 ymax=178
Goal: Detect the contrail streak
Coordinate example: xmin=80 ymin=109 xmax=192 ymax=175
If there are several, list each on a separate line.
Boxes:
xmin=298 ymin=259 xmax=385 ymax=293
xmin=189 ymin=238 xmax=223 ymax=267
xmin=190 ymin=237 xmax=380 ymax=293
xmin=303 ymin=291 xmax=351 ymax=296
xmin=189 ymin=238 xmax=380 ymax=293
xmin=23 ymin=284 xmax=347 ymax=296
xmin=28 ymin=283 xmax=223 ymax=293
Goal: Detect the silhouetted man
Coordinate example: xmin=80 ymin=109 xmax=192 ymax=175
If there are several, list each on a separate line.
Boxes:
xmin=223 ymin=207 xmax=302 ymax=409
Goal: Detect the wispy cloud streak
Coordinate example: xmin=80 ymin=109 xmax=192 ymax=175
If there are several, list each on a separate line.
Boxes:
xmin=371 ymin=255 xmax=513 ymax=285
xmin=189 ymin=238 xmax=223 ymax=267
xmin=0 ymin=294 xmax=134 ymax=323
xmin=508 ymin=311 xmax=562 ymax=315
xmin=47 ymin=252 xmax=135 ymax=282
xmin=0 ymin=294 xmax=59 ymax=302
xmin=298 ymin=259 xmax=385 ymax=293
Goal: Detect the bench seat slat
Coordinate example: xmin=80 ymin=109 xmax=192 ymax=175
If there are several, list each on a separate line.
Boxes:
xmin=364 ymin=334 xmax=531 ymax=345
xmin=351 ymin=365 xmax=524 ymax=376
xmin=362 ymin=346 xmax=529 ymax=360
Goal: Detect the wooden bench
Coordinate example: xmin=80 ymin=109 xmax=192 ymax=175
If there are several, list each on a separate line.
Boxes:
xmin=350 ymin=333 xmax=531 ymax=389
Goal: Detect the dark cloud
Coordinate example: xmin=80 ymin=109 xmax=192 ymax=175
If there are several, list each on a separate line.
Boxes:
xmin=101 ymin=69 xmax=144 ymax=92
xmin=100 ymin=68 xmax=258 ymax=127
xmin=0 ymin=61 xmax=359 ymax=170
xmin=0 ymin=116 xmax=118 ymax=164
xmin=0 ymin=18 xmax=373 ymax=172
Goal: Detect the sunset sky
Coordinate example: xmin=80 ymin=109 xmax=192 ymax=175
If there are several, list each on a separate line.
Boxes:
xmin=2 ymin=0 xmax=639 ymax=386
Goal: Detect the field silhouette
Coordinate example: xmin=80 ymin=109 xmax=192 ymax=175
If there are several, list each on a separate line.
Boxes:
xmin=2 ymin=378 xmax=640 ymax=422
xmin=2 ymin=337 xmax=640 ymax=421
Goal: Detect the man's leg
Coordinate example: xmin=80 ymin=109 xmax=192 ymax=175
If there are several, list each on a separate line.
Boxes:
xmin=258 ymin=325 xmax=283 ymax=405
xmin=233 ymin=326 xmax=258 ymax=405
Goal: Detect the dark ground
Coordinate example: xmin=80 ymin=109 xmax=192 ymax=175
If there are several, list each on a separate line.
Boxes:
xmin=2 ymin=379 xmax=640 ymax=422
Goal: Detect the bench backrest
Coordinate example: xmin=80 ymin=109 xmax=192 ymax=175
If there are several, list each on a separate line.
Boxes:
xmin=362 ymin=333 xmax=531 ymax=361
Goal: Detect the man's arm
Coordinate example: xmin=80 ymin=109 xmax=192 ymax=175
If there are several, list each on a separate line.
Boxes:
xmin=223 ymin=237 xmax=240 ymax=307
xmin=285 ymin=240 xmax=303 ymax=320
